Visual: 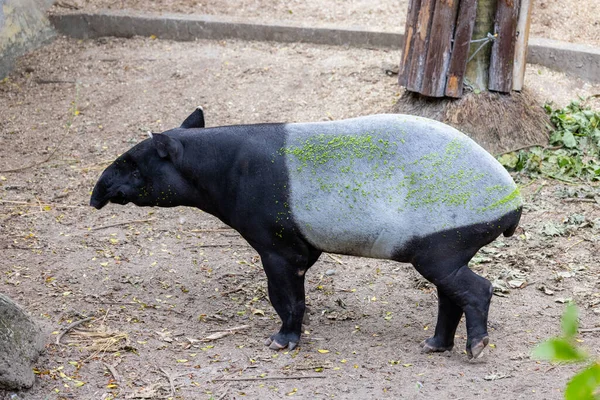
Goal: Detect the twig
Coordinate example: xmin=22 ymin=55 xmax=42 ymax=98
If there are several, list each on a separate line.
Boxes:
xmin=159 ymin=367 xmax=176 ymax=398
xmin=56 ymin=317 xmax=94 ymax=345
xmin=35 ymin=79 xmax=77 ymax=84
xmin=89 ymin=218 xmax=156 ymax=231
xmin=580 ymin=327 xmax=600 ymax=333
xmin=102 ymin=362 xmax=121 ymax=383
xmin=198 ymin=243 xmax=249 ymax=248
xmin=208 ymin=325 xmax=250 ymax=333
xmin=213 ymin=375 xmax=326 ymax=382
xmin=563 ymin=198 xmax=597 ymax=203
xmin=565 ymin=239 xmax=586 ymax=253
xmin=495 ymin=144 xmax=563 ymax=157
xmin=326 ymin=253 xmax=345 ymax=265
xmin=0 ymin=199 xmax=80 ymax=208
xmin=217 ymin=389 xmax=229 ymax=400
xmin=189 ymin=228 xmax=234 ymax=233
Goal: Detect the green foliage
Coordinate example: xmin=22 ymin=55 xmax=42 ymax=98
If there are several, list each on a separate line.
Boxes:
xmin=533 ymin=304 xmax=600 ymax=399
xmin=498 ymin=100 xmax=600 ymax=182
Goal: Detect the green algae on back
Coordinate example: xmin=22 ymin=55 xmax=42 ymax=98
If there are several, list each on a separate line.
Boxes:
xmin=282 ymin=132 xmax=519 ymax=216
xmin=280 ymin=133 xmax=397 ymax=173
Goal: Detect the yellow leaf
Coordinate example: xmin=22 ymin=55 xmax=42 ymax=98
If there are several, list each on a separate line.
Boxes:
xmin=73 ymin=380 xmax=85 ymax=387
xmin=176 ymin=359 xmax=189 ymax=363
xmin=317 ymin=349 xmax=329 ymax=354
xmin=403 ymin=363 xmax=412 ymax=367
xmin=252 ymin=308 xmax=265 ymax=316
xmin=109 ymin=238 xmax=118 ymax=244
xmin=107 ymin=383 xmax=118 ymax=389
xmin=100 ymin=262 xmax=109 ymax=267
xmin=314 ymin=367 xmax=323 ymax=372
xmin=150 ymin=34 xmax=157 ymax=40
xmin=340 ymin=359 xmax=347 ymax=363
xmin=489 ymin=343 xmax=496 ymax=348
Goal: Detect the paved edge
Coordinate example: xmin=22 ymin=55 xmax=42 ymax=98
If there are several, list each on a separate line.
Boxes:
xmin=49 ymin=10 xmax=600 ymax=83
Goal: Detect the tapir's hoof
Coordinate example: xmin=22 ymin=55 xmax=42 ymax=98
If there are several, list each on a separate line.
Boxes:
xmin=419 ymin=338 xmax=453 ymax=353
xmin=467 ymin=336 xmax=489 ymax=360
xmin=264 ymin=334 xmax=298 ymax=351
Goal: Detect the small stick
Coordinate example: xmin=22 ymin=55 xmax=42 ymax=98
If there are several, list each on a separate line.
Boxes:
xmin=495 ymin=144 xmax=562 ymax=157
xmin=159 ymin=367 xmax=176 ymax=398
xmin=189 ymin=228 xmax=234 ymax=233
xmin=56 ymin=317 xmax=94 ymax=345
xmin=563 ymin=198 xmax=597 ymax=203
xmin=213 ymin=375 xmax=327 ymax=382
xmin=580 ymin=327 xmax=600 ymax=333
xmin=208 ymin=325 xmax=250 ymax=333
xmin=217 ymin=389 xmax=229 ymax=400
xmin=327 ymin=254 xmax=345 ymax=265
xmin=198 ymin=244 xmax=249 ymax=248
xmin=102 ymin=362 xmax=121 ymax=383
xmin=0 ymin=199 xmax=80 ymax=208
xmin=90 ymin=218 xmax=156 ymax=231
xmin=565 ymin=239 xmax=586 ymax=253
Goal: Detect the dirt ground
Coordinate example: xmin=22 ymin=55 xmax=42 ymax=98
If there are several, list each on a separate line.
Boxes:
xmin=53 ymin=0 xmax=600 ymax=47
xmin=2 ymin=2 xmax=600 ymax=400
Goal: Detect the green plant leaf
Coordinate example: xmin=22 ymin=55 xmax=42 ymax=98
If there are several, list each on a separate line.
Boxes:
xmin=562 ymin=130 xmax=578 ymax=148
xmin=562 ymin=303 xmax=579 ymax=338
xmin=498 ymin=153 xmax=519 ymax=169
xmin=532 ymin=338 xmax=587 ymax=362
xmin=565 ymin=363 xmax=600 ymax=400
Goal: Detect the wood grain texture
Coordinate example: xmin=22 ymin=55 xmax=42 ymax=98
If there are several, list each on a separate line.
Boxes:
xmin=489 ymin=0 xmax=521 ymax=92
xmin=405 ymin=0 xmax=436 ymax=93
xmin=399 ymin=0 xmax=422 ymax=87
xmin=420 ymin=0 xmax=461 ymax=97
xmin=512 ymin=0 xmax=532 ymax=90
xmin=445 ymin=0 xmax=477 ymax=97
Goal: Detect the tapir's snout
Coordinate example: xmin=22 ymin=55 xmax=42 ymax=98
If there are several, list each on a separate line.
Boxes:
xmin=90 ymin=182 xmax=109 ymax=209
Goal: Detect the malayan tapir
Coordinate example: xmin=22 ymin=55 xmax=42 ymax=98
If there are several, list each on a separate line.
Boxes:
xmin=91 ymin=108 xmax=522 ymax=359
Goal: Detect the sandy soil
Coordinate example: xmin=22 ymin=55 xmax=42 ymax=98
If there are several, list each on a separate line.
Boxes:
xmin=53 ymin=0 xmax=600 ymax=47
xmin=0 ymin=34 xmax=599 ymax=399
xmin=2 ymin=0 xmax=600 ymax=398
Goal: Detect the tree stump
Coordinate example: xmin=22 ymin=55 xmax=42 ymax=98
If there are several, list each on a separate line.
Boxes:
xmin=0 ymin=294 xmax=46 ymax=390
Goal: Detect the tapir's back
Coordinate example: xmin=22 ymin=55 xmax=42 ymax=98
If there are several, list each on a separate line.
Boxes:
xmin=281 ymin=114 xmax=521 ymax=259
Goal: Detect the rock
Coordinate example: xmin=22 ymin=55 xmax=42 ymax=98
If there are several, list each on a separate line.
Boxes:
xmin=0 ymin=294 xmax=46 ymax=390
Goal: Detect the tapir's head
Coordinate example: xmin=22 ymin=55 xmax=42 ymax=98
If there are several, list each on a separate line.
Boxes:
xmin=90 ymin=107 xmax=205 ymax=210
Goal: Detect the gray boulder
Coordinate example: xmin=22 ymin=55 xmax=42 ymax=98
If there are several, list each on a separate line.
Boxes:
xmin=0 ymin=294 xmax=46 ymax=390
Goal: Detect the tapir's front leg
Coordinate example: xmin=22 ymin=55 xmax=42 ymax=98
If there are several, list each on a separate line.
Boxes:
xmin=257 ymin=248 xmax=321 ymax=350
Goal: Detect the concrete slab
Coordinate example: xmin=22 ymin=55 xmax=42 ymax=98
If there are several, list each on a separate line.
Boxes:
xmin=49 ymin=10 xmax=600 ymax=83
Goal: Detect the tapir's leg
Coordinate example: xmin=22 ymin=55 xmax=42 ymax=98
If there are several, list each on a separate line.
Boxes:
xmin=420 ymin=290 xmax=463 ymax=353
xmin=258 ymin=249 xmax=321 ymax=350
xmin=413 ymin=255 xmax=492 ymax=359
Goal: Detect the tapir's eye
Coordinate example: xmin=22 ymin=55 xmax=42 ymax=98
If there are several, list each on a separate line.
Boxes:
xmin=132 ymin=170 xmax=141 ymax=179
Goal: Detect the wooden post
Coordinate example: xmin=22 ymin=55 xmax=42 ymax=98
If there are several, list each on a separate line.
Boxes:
xmin=420 ymin=0 xmax=461 ymax=97
xmin=488 ymin=0 xmax=521 ymax=92
xmin=399 ymin=0 xmax=422 ymax=87
xmin=406 ymin=0 xmax=436 ymax=93
xmin=445 ymin=0 xmax=478 ymax=98
xmin=512 ymin=0 xmax=533 ymax=91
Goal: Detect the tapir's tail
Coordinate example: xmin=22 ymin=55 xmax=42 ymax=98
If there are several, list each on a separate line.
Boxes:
xmin=502 ymin=206 xmax=523 ymax=237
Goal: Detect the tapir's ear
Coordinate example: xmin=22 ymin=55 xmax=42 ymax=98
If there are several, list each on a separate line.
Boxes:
xmin=152 ymin=133 xmax=183 ymax=163
xmin=180 ymin=106 xmax=205 ymax=129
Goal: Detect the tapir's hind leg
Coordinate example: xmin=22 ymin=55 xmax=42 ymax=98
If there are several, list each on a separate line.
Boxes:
xmin=414 ymin=256 xmax=493 ymax=359
xmin=420 ymin=290 xmax=463 ymax=353
xmin=257 ymin=247 xmax=321 ymax=350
